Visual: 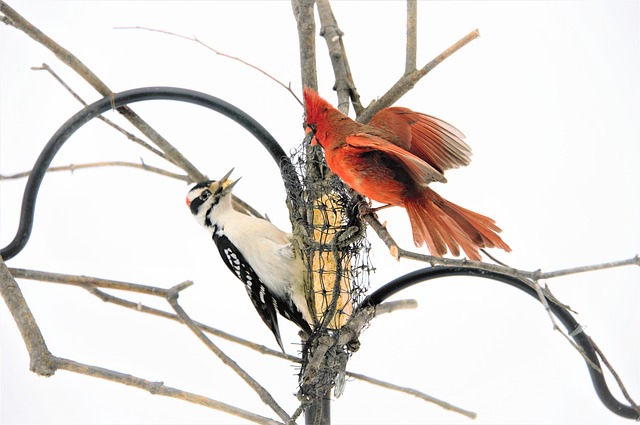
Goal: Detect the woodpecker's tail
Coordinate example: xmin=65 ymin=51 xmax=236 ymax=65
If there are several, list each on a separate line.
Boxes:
xmin=404 ymin=187 xmax=511 ymax=261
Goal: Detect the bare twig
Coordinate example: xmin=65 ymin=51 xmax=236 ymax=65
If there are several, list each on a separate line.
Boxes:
xmin=530 ymin=278 xmax=601 ymax=372
xmin=363 ymin=212 xmax=640 ymax=281
xmin=0 ymin=1 xmax=205 ymax=181
xmin=9 ymin=267 xmax=192 ymax=298
xmin=371 ymin=299 xmax=418 ymax=315
xmin=31 ymin=63 xmax=169 ymax=160
xmin=316 ymin=0 xmax=361 ymax=115
xmin=81 ymin=277 xmax=479 ymax=416
xmin=83 ymin=280 xmax=476 ymax=418
xmin=346 ymin=370 xmax=476 ymax=419
xmin=0 ymin=258 xmax=56 ymax=376
xmin=535 ymin=255 xmax=640 ymax=280
xmin=10 ymin=267 xmax=295 ymax=357
xmin=15 ymin=266 xmax=636 ymax=421
xmin=0 ymin=264 xmax=282 ymax=424
xmin=86 ymin=285 xmax=299 ymax=359
xmin=10 ymin=266 xmax=293 ymax=423
xmin=589 ymin=337 xmax=640 ymax=414
xmin=357 ymin=29 xmax=481 ymax=124
xmin=55 ymin=357 xmax=284 ymax=425
xmin=116 ymin=26 xmax=302 ymax=106
xmin=165 ymin=287 xmax=294 ymax=424
xmin=405 ymin=0 xmax=418 ymax=73
xmin=291 ymin=0 xmax=318 ymax=91
xmin=30 ymin=61 xmax=267 ymax=218
xmin=2 ymin=264 xmax=283 ymax=424
xmin=0 ymin=161 xmax=191 ymax=182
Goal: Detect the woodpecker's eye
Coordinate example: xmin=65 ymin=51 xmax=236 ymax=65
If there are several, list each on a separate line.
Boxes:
xmin=199 ymin=190 xmax=211 ymax=201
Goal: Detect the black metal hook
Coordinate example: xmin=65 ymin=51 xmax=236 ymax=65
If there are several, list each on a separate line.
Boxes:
xmin=0 ymin=86 xmax=301 ymax=260
xmin=360 ymin=266 xmax=640 ymax=420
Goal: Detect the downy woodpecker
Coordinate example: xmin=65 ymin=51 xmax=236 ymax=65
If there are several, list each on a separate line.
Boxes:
xmin=186 ymin=169 xmax=313 ymax=352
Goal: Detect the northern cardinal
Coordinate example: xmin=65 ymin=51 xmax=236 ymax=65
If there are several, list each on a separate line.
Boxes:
xmin=303 ymin=87 xmax=510 ymax=261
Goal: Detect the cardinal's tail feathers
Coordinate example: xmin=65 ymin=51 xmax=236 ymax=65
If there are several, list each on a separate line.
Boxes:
xmin=405 ymin=188 xmax=511 ymax=261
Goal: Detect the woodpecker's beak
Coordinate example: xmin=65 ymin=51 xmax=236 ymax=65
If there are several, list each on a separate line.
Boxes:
xmin=220 ymin=177 xmax=241 ymax=196
xmin=209 ymin=168 xmax=241 ymax=197
xmin=219 ymin=168 xmax=234 ymax=184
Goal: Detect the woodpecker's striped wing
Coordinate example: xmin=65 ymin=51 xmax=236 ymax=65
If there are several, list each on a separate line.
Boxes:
xmin=212 ymin=232 xmax=310 ymax=352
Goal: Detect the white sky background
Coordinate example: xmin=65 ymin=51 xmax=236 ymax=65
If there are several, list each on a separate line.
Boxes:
xmin=1 ymin=1 xmax=639 ymax=424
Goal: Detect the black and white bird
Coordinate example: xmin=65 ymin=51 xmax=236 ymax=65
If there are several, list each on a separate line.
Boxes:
xmin=186 ymin=169 xmax=314 ymax=352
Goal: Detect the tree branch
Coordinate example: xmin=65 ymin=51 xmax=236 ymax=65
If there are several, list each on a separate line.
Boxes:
xmin=0 ymin=258 xmax=56 ymax=376
xmin=0 ymin=1 xmax=205 ymax=182
xmin=9 ymin=267 xmax=192 ymax=297
xmin=31 ymin=63 xmax=169 ymax=160
xmin=357 ymin=29 xmax=481 ymax=123
xmin=316 ymin=0 xmax=360 ymax=115
xmin=589 ymin=337 xmax=640 ymax=415
xmin=405 ymin=0 xmax=417 ymax=73
xmin=291 ymin=0 xmax=318 ymax=91
xmin=1 ymin=263 xmax=286 ymax=424
xmin=165 ymin=287 xmax=294 ymax=424
xmin=0 ymin=161 xmax=191 ymax=182
xmin=346 ymin=370 xmax=476 ymax=419
xmin=115 ymin=26 xmax=302 ymax=106
xmin=54 ymin=356 xmax=284 ymax=425
xmin=15 ymin=267 xmax=476 ymax=418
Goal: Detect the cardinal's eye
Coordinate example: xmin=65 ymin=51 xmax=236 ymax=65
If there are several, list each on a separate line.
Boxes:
xmin=199 ymin=190 xmax=211 ymax=201
xmin=308 ymin=123 xmax=317 ymax=133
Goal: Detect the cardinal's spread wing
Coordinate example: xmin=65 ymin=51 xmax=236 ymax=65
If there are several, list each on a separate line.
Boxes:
xmin=370 ymin=107 xmax=471 ymax=173
xmin=345 ymin=134 xmax=447 ymax=185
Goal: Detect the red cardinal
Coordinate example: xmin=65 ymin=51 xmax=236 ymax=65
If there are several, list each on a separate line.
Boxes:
xmin=303 ymin=87 xmax=510 ymax=261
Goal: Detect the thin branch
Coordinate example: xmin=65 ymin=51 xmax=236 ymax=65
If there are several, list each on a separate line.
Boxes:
xmin=116 ymin=26 xmax=302 ymax=106
xmin=54 ymin=357 xmax=284 ymax=425
xmin=84 ymin=281 xmax=478 ymax=418
xmin=31 ymin=63 xmax=169 ymax=160
xmin=1 ymin=263 xmax=282 ymax=424
xmin=17 ymin=266 xmax=631 ymax=420
xmin=291 ymin=0 xmax=318 ymax=91
xmin=29 ymin=64 xmax=271 ymax=218
xmin=0 ymin=258 xmax=55 ymax=376
xmin=530 ymin=278 xmax=601 ymax=372
xmin=357 ymin=29 xmax=481 ymax=124
xmin=316 ymin=0 xmax=361 ymax=115
xmin=371 ymin=299 xmax=417 ymax=315
xmin=165 ymin=288 xmax=294 ymax=424
xmin=363 ymin=211 xmax=640 ymax=282
xmin=0 ymin=159 xmax=264 ymax=218
xmin=10 ymin=266 xmax=293 ymax=423
xmin=85 ymin=285 xmax=300 ymax=360
xmin=589 ymin=337 xmax=640 ymax=414
xmin=405 ymin=0 xmax=417 ymax=73
xmin=0 ymin=1 xmax=205 ymax=181
xmin=346 ymin=370 xmax=476 ymax=419
xmin=9 ymin=268 xmax=192 ymax=298
xmin=535 ymin=255 xmax=640 ymax=280
xmin=0 ymin=161 xmax=191 ymax=182
xmin=10 ymin=267 xmax=295 ymax=357
xmin=82 ymin=277 xmax=481 ymax=417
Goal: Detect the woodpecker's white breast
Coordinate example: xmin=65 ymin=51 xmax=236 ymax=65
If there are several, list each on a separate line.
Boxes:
xmin=207 ymin=196 xmax=312 ymax=325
